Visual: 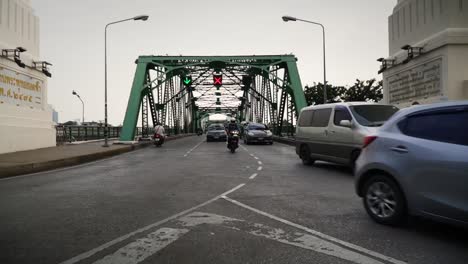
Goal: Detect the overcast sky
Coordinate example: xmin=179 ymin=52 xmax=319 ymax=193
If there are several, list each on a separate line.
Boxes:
xmin=31 ymin=0 xmax=396 ymax=125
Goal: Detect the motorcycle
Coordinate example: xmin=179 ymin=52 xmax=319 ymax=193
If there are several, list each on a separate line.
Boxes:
xmin=153 ymin=133 xmax=164 ymax=147
xmin=227 ymin=130 xmax=240 ymax=153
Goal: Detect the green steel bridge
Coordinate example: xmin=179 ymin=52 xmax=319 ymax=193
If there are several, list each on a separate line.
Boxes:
xmin=119 ymin=55 xmax=308 ymax=141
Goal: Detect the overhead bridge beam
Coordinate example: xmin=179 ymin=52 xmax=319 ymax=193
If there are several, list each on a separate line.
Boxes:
xmin=119 ymin=55 xmax=307 ymax=141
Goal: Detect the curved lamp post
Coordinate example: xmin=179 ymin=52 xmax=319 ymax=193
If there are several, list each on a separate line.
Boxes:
xmin=104 ymin=15 xmax=149 ymax=147
xmin=72 ymin=90 xmax=84 ymax=124
xmin=282 ymin=15 xmax=327 ymax=103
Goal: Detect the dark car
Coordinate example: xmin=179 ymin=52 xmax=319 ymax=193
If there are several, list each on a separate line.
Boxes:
xmin=243 ymin=123 xmax=273 ymax=145
xmin=206 ymin=123 xmax=227 ymax=142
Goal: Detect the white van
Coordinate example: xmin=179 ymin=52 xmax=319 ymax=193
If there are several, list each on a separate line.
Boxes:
xmin=295 ymin=102 xmax=399 ymax=167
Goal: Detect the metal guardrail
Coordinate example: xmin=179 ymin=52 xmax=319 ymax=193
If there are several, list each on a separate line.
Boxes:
xmin=55 ymin=125 xmax=187 ymax=145
xmin=56 ymin=126 xmax=124 ymax=144
xmin=56 ymin=124 xmax=272 ymax=144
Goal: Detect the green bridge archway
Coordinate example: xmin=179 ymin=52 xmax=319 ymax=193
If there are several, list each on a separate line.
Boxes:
xmin=119 ymin=55 xmax=307 ymax=141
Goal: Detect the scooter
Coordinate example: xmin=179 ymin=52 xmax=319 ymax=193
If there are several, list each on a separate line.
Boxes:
xmin=227 ymin=130 xmax=240 ymax=153
xmin=153 ymin=133 xmax=164 ymax=147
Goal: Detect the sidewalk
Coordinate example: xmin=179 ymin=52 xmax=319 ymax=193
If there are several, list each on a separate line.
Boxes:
xmin=0 ymin=134 xmax=193 ymax=179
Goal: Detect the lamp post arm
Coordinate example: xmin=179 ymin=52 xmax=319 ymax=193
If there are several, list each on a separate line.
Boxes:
xmin=76 ymin=95 xmax=84 ymax=123
xmin=296 ymin=18 xmax=327 ymax=103
xmin=105 ymin=17 xmax=135 ymax=31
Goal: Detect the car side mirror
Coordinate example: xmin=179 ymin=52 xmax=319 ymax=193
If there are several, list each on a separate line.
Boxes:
xmin=339 ymin=120 xmax=352 ymax=128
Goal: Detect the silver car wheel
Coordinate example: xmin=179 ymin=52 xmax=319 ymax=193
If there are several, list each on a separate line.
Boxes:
xmin=366 ymin=182 xmax=396 ymax=218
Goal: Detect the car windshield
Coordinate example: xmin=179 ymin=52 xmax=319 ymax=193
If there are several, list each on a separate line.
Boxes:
xmin=349 ymin=105 xmax=399 ymax=127
xmin=248 ymin=124 xmax=268 ymax=130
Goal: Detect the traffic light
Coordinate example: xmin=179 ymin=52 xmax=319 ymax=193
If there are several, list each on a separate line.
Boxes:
xmin=182 ymin=75 xmax=193 ymax=92
xmin=213 ymin=74 xmax=222 ymax=88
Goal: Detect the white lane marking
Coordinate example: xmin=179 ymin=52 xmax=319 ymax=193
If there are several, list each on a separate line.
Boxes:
xmin=254 ymin=156 xmax=259 ymax=160
xmin=257 ymin=166 xmax=263 ymax=171
xmin=93 ymin=228 xmax=189 ymax=264
xmin=249 ymin=153 xmax=254 ymax=157
xmin=257 ymin=161 xmax=262 ymax=165
xmin=176 ymin=212 xmax=387 ymax=264
xmin=184 ymin=140 xmax=204 ymax=157
xmin=249 ymin=173 xmax=258 ymax=180
xmin=178 ymin=212 xmax=242 ymax=227
xmin=59 ymin=183 xmax=246 ymax=264
xmin=222 ymin=197 xmax=407 ymax=264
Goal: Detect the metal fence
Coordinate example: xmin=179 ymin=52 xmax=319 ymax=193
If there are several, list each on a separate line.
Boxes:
xmin=56 ymin=125 xmax=185 ymax=145
xmin=56 ymin=126 xmax=124 ymax=144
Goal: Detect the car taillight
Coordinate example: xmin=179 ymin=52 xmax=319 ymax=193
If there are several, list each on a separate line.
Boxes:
xmin=363 ymin=136 xmax=377 ymax=148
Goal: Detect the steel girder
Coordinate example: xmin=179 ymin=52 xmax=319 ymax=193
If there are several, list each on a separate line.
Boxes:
xmin=119 ymin=55 xmax=306 ymax=141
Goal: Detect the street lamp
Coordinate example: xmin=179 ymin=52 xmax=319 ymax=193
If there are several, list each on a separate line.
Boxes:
xmin=282 ymin=15 xmax=328 ymax=103
xmin=103 ymin=15 xmax=149 ymax=147
xmin=72 ymin=90 xmax=84 ymax=124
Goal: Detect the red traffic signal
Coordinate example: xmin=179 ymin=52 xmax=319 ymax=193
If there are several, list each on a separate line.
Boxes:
xmin=213 ymin=74 xmax=222 ymax=88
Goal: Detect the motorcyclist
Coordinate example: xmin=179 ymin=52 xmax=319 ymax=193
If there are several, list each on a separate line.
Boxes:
xmin=226 ymin=119 xmax=240 ymax=136
xmin=154 ymin=122 xmax=166 ymax=144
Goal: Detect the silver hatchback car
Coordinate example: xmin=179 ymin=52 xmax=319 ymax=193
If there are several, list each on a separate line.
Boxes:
xmin=355 ymin=101 xmax=468 ymax=227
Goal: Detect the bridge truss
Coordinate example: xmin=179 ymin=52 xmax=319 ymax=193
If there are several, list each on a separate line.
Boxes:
xmin=119 ymin=55 xmax=307 ymax=141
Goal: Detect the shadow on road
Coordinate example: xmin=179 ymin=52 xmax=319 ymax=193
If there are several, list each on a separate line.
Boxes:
xmin=310 ymin=161 xmax=353 ymax=175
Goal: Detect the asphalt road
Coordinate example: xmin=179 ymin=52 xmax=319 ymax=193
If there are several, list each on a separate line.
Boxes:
xmin=0 ymin=136 xmax=467 ymax=264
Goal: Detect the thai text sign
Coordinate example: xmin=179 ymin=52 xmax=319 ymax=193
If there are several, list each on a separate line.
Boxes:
xmin=0 ymin=66 xmax=43 ymax=108
xmin=387 ymin=58 xmax=442 ymax=104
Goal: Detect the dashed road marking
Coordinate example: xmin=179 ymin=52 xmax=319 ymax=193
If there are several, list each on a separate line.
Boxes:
xmin=257 ymin=166 xmax=263 ymax=171
xmin=258 ymin=161 xmax=262 ymax=165
xmin=249 ymin=173 xmax=258 ymax=180
xmin=184 ymin=140 xmax=204 ymax=157
xmin=222 ymin=196 xmax=407 ymax=264
xmin=254 ymin=156 xmax=259 ymax=160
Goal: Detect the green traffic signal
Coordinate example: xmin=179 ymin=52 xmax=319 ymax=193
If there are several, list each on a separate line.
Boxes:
xmin=183 ymin=75 xmax=192 ymax=86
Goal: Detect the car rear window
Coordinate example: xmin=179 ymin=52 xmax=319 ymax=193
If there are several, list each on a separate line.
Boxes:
xmin=248 ymin=124 xmax=267 ymax=130
xmin=311 ymin=108 xmax=332 ymax=127
xmin=398 ymin=108 xmax=468 ymax=146
xmin=208 ymin=125 xmax=224 ymax=130
xmin=349 ymin=105 xmax=399 ymax=127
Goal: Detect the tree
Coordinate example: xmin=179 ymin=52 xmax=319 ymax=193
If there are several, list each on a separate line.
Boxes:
xmin=303 ymin=79 xmax=383 ymax=106
xmin=304 ymin=83 xmax=346 ymax=106
xmin=342 ymin=79 xmax=383 ymax=102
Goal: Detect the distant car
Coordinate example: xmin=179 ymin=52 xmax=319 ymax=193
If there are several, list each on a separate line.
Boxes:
xmin=243 ymin=123 xmax=273 ymax=145
xmin=355 ymin=101 xmax=468 ymax=227
xmin=295 ymin=102 xmax=399 ymax=167
xmin=206 ymin=124 xmax=227 ymax=142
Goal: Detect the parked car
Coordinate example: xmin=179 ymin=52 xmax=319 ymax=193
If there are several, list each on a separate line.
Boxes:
xmin=355 ymin=101 xmax=468 ymax=227
xmin=295 ymin=102 xmax=399 ymax=167
xmin=243 ymin=123 xmax=273 ymax=145
xmin=206 ymin=123 xmax=227 ymax=142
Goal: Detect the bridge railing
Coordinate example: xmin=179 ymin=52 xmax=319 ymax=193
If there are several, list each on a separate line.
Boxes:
xmin=56 ymin=126 xmax=128 ymax=145
xmin=56 ymin=125 xmax=187 ymax=145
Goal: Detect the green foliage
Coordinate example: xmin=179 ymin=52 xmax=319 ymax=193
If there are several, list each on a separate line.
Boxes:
xmin=342 ymin=79 xmax=383 ymax=102
xmin=304 ymin=79 xmax=383 ymax=106
xmin=304 ymin=83 xmax=346 ymax=105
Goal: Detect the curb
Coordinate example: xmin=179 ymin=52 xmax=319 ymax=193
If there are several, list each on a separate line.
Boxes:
xmin=0 ymin=134 xmax=194 ymax=179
